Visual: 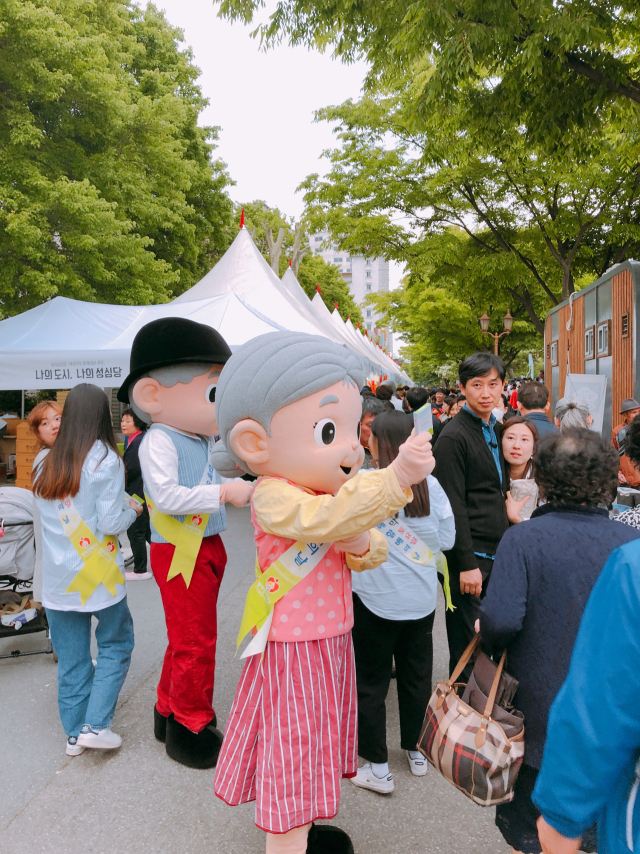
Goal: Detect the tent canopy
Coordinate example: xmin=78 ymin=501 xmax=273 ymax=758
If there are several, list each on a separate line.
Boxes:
xmin=0 ymin=226 xmax=409 ymax=389
xmin=0 ymin=293 xmax=283 ymax=390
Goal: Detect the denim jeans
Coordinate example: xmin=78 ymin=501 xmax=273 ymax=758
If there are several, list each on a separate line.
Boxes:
xmin=46 ymin=597 xmax=134 ymax=738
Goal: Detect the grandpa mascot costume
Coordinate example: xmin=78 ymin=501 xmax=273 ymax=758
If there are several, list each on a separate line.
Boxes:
xmin=118 ymin=318 xmax=252 ymax=769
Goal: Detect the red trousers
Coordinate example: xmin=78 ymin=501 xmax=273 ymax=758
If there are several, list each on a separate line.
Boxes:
xmin=151 ymin=534 xmax=227 ymax=733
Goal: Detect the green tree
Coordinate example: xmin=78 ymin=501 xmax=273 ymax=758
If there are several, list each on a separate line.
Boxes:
xmin=0 ymin=0 xmax=233 ymax=316
xmin=296 ymin=253 xmax=363 ymax=325
xmin=214 ymin=0 xmax=640 ymax=145
xmin=300 ymin=89 xmax=640 ymax=336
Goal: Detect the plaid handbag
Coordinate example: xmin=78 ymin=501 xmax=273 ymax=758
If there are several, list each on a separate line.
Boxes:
xmin=417 ymin=635 xmax=525 ymax=806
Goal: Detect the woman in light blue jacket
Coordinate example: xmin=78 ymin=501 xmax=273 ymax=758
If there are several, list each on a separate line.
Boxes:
xmin=34 ymin=384 xmax=141 ymax=757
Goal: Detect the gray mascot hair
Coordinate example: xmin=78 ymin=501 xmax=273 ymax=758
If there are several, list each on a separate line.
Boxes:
xmin=210 ymin=332 xmax=365 ymax=477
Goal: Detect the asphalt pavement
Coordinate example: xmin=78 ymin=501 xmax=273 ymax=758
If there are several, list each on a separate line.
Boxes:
xmin=0 ymin=505 xmax=509 ymax=853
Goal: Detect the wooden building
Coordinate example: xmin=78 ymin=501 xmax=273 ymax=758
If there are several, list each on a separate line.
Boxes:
xmin=544 ymin=261 xmax=640 ymax=439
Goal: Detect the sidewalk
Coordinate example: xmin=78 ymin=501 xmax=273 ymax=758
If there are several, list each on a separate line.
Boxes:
xmin=0 ymin=506 xmax=508 ymax=853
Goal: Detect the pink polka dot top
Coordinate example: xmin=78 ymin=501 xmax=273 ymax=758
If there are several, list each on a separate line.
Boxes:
xmin=250 ymin=486 xmax=354 ymax=643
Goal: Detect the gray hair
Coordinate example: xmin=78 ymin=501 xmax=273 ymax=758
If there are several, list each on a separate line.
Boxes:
xmin=555 ymin=395 xmax=590 ymax=432
xmin=361 ymin=397 xmax=387 ymax=420
xmin=210 ymin=332 xmax=365 ymax=477
xmin=129 ymin=363 xmax=212 ymax=424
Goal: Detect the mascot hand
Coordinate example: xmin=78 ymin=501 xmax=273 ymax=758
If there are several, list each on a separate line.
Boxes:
xmin=220 ymin=480 xmax=254 ymax=508
xmin=391 ymin=430 xmax=435 ymax=489
xmin=333 ymin=531 xmax=370 ymax=556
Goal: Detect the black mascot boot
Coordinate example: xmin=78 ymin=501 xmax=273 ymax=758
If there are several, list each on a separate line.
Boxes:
xmin=165 ymin=715 xmax=222 ymax=769
xmin=154 ymin=707 xmax=171 ymax=742
xmin=306 ymin=824 xmax=354 ymax=854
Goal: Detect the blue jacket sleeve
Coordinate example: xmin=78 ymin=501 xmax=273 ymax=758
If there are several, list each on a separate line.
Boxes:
xmin=533 ymin=542 xmax=640 ymax=839
xmin=478 ymin=528 xmax=528 ymax=649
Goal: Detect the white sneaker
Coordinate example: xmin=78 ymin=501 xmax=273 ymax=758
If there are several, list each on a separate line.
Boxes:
xmin=406 ymin=750 xmax=428 ymax=776
xmin=66 ymin=736 xmax=85 ymax=756
xmin=77 ymin=726 xmax=122 ymax=750
xmin=125 ymin=570 xmax=152 ymax=581
xmin=350 ymin=763 xmax=395 ymax=794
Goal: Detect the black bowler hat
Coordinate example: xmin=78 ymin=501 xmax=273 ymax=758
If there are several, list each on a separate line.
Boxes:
xmin=117 ymin=317 xmax=232 ymax=403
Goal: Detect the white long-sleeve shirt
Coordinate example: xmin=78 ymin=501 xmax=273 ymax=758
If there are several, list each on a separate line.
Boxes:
xmin=352 ymin=474 xmax=455 ymax=620
xmin=36 ymin=442 xmax=136 ymax=612
xmin=139 ymin=425 xmax=226 ymax=515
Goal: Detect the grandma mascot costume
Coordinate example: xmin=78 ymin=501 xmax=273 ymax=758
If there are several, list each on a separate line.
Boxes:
xmin=210 ymin=332 xmax=435 ymax=854
xmin=118 ymin=318 xmax=253 ymax=769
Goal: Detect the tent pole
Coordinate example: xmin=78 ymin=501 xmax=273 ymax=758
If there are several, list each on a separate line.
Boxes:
xmin=21 ymin=390 xmax=25 ymax=420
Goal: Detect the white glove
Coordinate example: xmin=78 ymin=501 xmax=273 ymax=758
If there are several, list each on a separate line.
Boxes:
xmin=391 ymin=429 xmax=435 ymax=489
xmin=219 ymin=480 xmax=254 ymax=507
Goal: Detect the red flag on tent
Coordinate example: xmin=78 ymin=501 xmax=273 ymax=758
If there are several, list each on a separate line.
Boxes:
xmin=288 ymin=258 xmax=292 ymax=267
xmin=334 ymin=301 xmax=339 ymax=309
xmin=316 ymin=284 xmax=321 ymax=293
xmin=239 ymin=209 xmax=245 ymax=229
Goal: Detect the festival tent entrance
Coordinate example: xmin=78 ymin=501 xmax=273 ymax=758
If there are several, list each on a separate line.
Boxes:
xmin=0 ymin=292 xmax=284 ymax=390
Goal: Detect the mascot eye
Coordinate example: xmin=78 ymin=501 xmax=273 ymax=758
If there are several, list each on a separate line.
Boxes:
xmin=357 ymin=422 xmax=361 ymax=440
xmin=206 ymin=383 xmax=217 ymax=403
xmin=314 ymin=418 xmax=336 ymax=447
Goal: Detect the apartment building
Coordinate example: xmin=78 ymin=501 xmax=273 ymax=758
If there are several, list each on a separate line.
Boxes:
xmin=309 ymin=231 xmax=393 ymax=352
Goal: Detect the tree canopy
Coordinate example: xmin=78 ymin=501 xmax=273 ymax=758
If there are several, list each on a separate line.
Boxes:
xmin=0 ymin=0 xmax=234 ymax=316
xmin=214 ymin=0 xmax=640 ymax=146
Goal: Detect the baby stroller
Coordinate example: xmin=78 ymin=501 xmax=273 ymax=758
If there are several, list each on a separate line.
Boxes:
xmin=0 ymin=486 xmax=54 ymax=660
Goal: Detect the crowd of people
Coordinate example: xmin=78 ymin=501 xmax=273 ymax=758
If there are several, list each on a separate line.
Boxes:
xmin=20 ymin=327 xmax=640 ymax=854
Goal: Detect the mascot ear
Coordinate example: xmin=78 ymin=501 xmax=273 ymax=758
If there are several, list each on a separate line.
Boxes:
xmin=229 ymin=419 xmax=270 ymax=469
xmin=132 ymin=377 xmax=163 ymax=416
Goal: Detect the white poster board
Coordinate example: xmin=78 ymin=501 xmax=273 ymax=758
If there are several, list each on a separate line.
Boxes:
xmin=564 ymin=373 xmax=608 ymax=435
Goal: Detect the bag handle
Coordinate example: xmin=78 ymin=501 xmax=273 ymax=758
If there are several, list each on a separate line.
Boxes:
xmin=475 ymin=649 xmax=508 ymax=748
xmin=436 ymin=634 xmax=480 ymax=710
xmin=448 ymin=634 xmax=480 ymax=686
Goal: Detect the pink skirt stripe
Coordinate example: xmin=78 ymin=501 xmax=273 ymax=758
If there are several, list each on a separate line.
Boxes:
xmin=214 ymin=634 xmax=357 ymax=833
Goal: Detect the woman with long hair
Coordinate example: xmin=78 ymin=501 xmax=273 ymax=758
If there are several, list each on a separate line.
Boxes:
xmin=502 ymin=415 xmax=540 ymax=523
xmin=28 ymin=400 xmax=63 ymax=604
xmin=34 ymin=384 xmax=142 ymax=757
xmin=350 ymin=410 xmax=455 ymax=794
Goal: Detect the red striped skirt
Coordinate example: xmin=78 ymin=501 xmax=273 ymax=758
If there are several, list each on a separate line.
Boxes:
xmin=214 ymin=633 xmax=358 ymax=833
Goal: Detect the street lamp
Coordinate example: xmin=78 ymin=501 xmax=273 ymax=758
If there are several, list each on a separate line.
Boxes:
xmin=479 ymin=311 xmax=513 ymax=355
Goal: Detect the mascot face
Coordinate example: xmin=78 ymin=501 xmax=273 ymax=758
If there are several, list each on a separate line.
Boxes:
xmin=229 ymin=379 xmax=365 ymax=495
xmin=132 ymin=364 xmax=224 ymax=436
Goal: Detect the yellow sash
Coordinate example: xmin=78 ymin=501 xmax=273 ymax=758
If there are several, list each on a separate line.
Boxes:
xmin=56 ymin=498 xmax=123 ymax=606
xmin=146 ymin=495 xmax=208 ymax=588
xmin=375 ymin=516 xmax=454 ymax=611
xmin=237 ymin=541 xmax=331 ymax=657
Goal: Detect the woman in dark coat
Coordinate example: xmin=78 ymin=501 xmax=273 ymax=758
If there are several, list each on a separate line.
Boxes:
xmin=479 ymin=428 xmax=640 ymax=854
xmin=121 ymin=408 xmax=151 ymax=580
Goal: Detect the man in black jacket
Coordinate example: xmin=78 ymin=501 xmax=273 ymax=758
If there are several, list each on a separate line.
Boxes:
xmin=433 ymin=352 xmax=509 ymax=675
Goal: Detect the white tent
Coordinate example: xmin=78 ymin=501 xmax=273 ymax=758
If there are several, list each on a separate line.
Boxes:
xmin=0 ymin=292 xmax=284 ymax=390
xmin=173 ymin=228 xmax=333 ymax=340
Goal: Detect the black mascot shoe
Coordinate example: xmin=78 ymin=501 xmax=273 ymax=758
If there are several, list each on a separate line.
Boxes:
xmin=154 ymin=707 xmax=171 ymax=742
xmin=306 ymin=824 xmax=354 ymax=854
xmin=165 ymin=715 xmax=223 ymax=769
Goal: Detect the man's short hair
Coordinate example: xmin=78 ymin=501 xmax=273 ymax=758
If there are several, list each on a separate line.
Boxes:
xmin=406 ymin=387 xmax=430 ymax=411
xmin=361 ymin=397 xmax=387 ymax=420
xmin=518 ymin=381 xmax=549 ymax=411
xmin=458 ymin=352 xmax=506 ymax=386
xmin=375 ymin=385 xmax=393 ymax=401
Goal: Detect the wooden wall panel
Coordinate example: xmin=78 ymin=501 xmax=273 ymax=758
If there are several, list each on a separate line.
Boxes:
xmin=612 ymin=269 xmax=634 ymax=419
xmin=568 ymin=294 xmax=584 ymax=374
xmin=558 ymin=304 xmax=570 ymax=395
xmin=544 ymin=315 xmax=552 ymax=397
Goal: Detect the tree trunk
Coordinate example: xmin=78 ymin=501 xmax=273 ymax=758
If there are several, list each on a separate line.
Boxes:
xmin=265 ymin=227 xmax=285 ymax=275
xmin=506 ymin=285 xmax=545 ymax=335
xmin=291 ymin=224 xmax=309 ymax=276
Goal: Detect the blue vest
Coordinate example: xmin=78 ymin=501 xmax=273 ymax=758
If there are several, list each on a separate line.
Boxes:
xmin=147 ymin=424 xmax=227 ymax=544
